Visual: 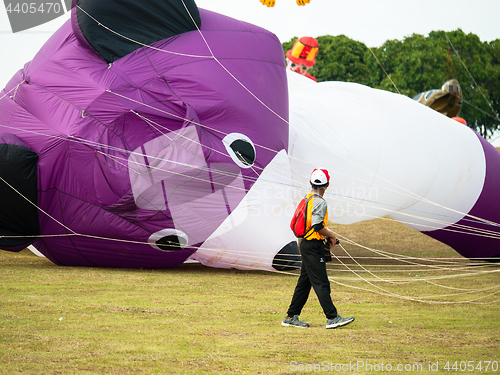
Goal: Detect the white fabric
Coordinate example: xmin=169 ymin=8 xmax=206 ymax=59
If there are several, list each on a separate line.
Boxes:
xmin=288 ymin=79 xmax=486 ymax=231
xmin=193 ymin=150 xmax=296 ymax=270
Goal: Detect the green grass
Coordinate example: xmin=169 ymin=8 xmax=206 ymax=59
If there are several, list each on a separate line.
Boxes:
xmin=1 ymin=219 xmax=499 ymax=374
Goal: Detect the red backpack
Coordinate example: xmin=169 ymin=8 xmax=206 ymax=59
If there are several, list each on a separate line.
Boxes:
xmin=290 ymin=194 xmax=323 ymax=238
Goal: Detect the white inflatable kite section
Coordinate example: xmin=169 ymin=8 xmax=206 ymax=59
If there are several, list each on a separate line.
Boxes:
xmin=28 ymin=245 xmax=45 ymax=257
xmin=287 ymin=72 xmax=486 ymax=232
xmin=192 ymin=150 xmax=296 ymax=271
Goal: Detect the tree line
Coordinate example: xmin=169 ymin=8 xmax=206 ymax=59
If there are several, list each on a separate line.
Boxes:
xmin=283 ymin=30 xmax=500 ymax=138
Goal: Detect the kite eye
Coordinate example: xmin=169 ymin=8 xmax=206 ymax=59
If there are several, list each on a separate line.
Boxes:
xmin=148 ymin=229 xmax=188 ymax=251
xmin=156 ymin=236 xmax=187 ymax=251
xmin=222 ymin=133 xmax=256 ymax=168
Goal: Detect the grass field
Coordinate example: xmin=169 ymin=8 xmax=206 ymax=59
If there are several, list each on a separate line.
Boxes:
xmin=0 ymin=218 xmax=499 ymax=374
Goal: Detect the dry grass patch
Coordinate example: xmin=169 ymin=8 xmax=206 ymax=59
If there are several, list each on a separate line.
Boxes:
xmin=0 ymin=218 xmax=499 ymax=374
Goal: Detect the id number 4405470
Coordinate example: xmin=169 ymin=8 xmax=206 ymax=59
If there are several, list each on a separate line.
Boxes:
xmin=5 ymin=2 xmax=64 ymax=14
xmin=443 ymin=361 xmax=498 ymax=372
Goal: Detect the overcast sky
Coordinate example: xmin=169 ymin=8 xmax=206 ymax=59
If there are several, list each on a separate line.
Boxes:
xmin=1 ymin=0 xmax=499 ymax=88
xmin=1 ymin=0 xmax=499 ymax=141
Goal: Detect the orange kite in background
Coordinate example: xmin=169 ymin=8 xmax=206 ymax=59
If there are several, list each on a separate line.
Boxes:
xmin=260 ymin=0 xmax=311 ymax=7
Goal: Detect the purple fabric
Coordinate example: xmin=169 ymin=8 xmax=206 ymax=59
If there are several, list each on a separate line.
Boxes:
xmin=0 ymin=8 xmax=288 ymax=267
xmin=424 ymin=134 xmax=500 ymax=259
xmin=0 ymin=133 xmax=30 ymax=148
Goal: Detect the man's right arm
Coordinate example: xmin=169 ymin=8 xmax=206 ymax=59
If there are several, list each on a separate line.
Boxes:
xmin=317 ymin=227 xmax=337 ymax=248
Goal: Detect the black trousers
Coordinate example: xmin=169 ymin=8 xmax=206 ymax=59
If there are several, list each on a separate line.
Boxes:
xmin=286 ymin=239 xmax=338 ymax=319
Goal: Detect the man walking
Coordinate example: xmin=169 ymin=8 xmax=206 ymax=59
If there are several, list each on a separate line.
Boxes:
xmin=282 ymin=168 xmax=355 ymax=329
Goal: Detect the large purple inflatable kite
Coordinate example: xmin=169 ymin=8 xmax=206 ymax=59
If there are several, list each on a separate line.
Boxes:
xmin=0 ymin=0 xmax=297 ymax=269
xmin=1 ymin=0 xmax=499 ymax=270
